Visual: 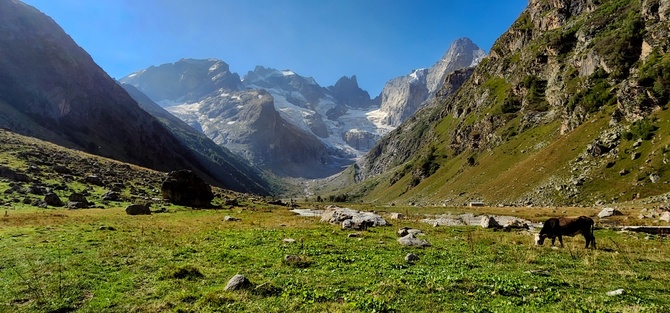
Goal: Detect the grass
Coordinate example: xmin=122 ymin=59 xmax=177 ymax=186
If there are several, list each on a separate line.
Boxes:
xmin=1 ymin=205 xmax=669 ymax=313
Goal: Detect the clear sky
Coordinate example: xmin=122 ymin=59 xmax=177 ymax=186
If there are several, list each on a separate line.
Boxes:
xmin=22 ymin=0 xmax=528 ymax=96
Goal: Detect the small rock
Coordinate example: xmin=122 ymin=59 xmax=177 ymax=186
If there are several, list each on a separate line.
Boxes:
xmin=224 ymin=216 xmax=240 ymax=222
xmin=632 ymin=152 xmax=641 ymax=160
xmin=606 ymin=289 xmax=624 ymax=296
xmin=85 ymin=175 xmax=104 ymax=186
xmin=224 ymin=274 xmax=253 ymax=291
xmin=282 ymin=238 xmax=296 ymax=244
xmin=125 ymin=204 xmax=151 ymax=215
xmin=598 ymin=208 xmax=623 ymax=218
xmin=650 ymin=174 xmax=661 ymax=184
xmin=398 ymin=227 xmax=423 ymax=237
xmin=389 ymin=212 xmax=404 ymax=219
xmin=405 ymin=253 xmax=419 ymax=262
xmin=341 ymin=219 xmax=354 ymax=229
xmin=397 ymin=234 xmax=430 ymax=247
xmin=660 ymin=211 xmax=670 ymax=222
xmin=102 ymin=191 xmax=121 ymax=201
xmin=619 ymin=169 xmax=630 ymax=176
xmin=348 ymin=233 xmax=360 ymax=238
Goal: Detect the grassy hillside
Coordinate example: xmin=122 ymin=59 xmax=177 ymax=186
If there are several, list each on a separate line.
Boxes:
xmin=325 ymin=0 xmax=670 ymax=207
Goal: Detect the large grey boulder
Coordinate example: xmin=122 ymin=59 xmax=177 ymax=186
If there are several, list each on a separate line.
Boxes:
xmin=598 ymin=208 xmax=623 ymax=218
xmin=321 ymin=206 xmax=389 ymax=229
xmin=161 ymin=170 xmax=213 ymax=207
xmin=125 ymin=204 xmax=151 ymax=215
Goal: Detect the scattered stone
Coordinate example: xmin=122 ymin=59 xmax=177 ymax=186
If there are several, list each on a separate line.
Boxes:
xmin=397 ymin=234 xmax=431 ymax=247
xmin=223 ymin=198 xmax=239 ymax=206
xmin=650 ymin=173 xmax=661 ymax=184
xmin=606 ymin=289 xmax=625 ymax=296
xmin=469 ymin=201 xmax=485 ymax=207
xmin=27 ymin=185 xmax=47 ymax=195
xmin=631 ymin=152 xmax=641 ymax=160
xmin=102 ymin=190 xmax=121 ymax=201
xmin=342 ymin=219 xmax=354 ymax=229
xmin=0 ymin=165 xmax=30 ymax=182
xmin=125 ymin=204 xmax=151 ymax=215
xmin=224 ymin=274 xmax=253 ymax=291
xmin=480 ymin=215 xmax=500 ymax=229
xmin=398 ymin=227 xmax=423 ymax=237
xmin=405 ymin=253 xmax=419 ymax=263
xmin=598 ymin=208 xmax=623 ymax=218
xmin=282 ymin=238 xmax=296 ymax=244
xmin=224 ymin=216 xmax=240 ymax=222
xmin=660 ymin=211 xmax=670 ymax=222
xmin=161 ymin=169 xmax=213 ymax=207
xmin=348 ymin=233 xmax=360 ymax=238
xmin=389 ymin=212 xmax=404 ymax=219
xmin=52 ymin=165 xmax=72 ymax=174
xmin=85 ymin=175 xmax=104 ymax=186
xmin=44 ymin=193 xmax=64 ymax=207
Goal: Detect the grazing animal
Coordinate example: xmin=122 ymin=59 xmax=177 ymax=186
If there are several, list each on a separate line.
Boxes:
xmin=537 ymin=216 xmax=596 ymax=249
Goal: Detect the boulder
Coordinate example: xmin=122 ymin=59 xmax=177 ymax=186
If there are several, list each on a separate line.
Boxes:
xmin=85 ymin=175 xmax=104 ymax=186
xmin=405 ymin=253 xmax=420 ymax=262
xmin=67 ymin=193 xmax=89 ymax=209
xmin=397 ymin=234 xmax=430 ymax=247
xmin=598 ymin=208 xmax=623 ymax=218
xmin=397 ymin=227 xmax=423 ymax=237
xmin=0 ymin=165 xmax=30 ymax=182
xmin=161 ymin=170 xmax=213 ymax=207
xmin=282 ymin=238 xmax=296 ymax=244
xmin=389 ymin=212 xmax=404 ymax=219
xmin=650 ymin=174 xmax=661 ymax=183
xmin=321 ymin=206 xmax=389 ymax=229
xmin=44 ymin=193 xmax=64 ymax=207
xmin=224 ymin=216 xmax=240 ymax=222
xmin=480 ymin=215 xmax=500 ymax=228
xmin=224 ymin=274 xmax=253 ymax=291
xmin=125 ymin=204 xmax=151 ymax=215
xmin=660 ymin=211 xmax=670 ymax=222
xmin=102 ymin=190 xmax=121 ymax=201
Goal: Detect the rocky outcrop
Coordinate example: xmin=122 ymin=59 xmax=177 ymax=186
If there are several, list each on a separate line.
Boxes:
xmin=161 ymin=170 xmax=213 ymax=207
xmin=328 ymin=75 xmax=379 ymax=109
xmin=378 ymin=37 xmax=486 ymax=126
xmin=320 ymin=206 xmax=389 ymax=229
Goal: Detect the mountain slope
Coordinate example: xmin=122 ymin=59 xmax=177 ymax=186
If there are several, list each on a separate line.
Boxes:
xmin=121 ymin=84 xmax=272 ymax=194
xmin=377 ymin=37 xmax=486 ymax=126
xmin=0 ymin=0 xmax=269 ymax=194
xmin=328 ymin=0 xmax=670 ymax=207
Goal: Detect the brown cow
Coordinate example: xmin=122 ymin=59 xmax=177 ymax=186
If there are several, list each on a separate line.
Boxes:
xmin=536 ymin=216 xmax=596 ymax=249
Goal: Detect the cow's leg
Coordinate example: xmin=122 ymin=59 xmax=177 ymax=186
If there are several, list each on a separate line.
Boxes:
xmin=558 ymin=235 xmax=564 ymax=247
xmin=551 ymin=237 xmax=556 ymax=246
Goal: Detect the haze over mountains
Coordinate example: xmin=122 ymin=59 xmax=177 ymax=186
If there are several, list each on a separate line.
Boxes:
xmin=121 ymin=38 xmax=485 ymax=178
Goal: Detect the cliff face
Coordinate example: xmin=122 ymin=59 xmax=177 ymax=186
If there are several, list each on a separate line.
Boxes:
xmin=340 ymin=0 xmax=670 ymax=206
xmin=377 ymin=37 xmax=486 ymax=127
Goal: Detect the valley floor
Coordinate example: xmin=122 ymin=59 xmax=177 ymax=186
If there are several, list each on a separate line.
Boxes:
xmin=1 ymin=204 xmax=669 ymax=312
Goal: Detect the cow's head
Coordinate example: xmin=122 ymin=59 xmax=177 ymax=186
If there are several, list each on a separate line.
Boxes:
xmin=535 ymin=233 xmax=548 ymax=245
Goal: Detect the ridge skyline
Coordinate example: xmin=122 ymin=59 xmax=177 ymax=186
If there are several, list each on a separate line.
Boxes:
xmin=20 ymin=0 xmax=527 ymax=96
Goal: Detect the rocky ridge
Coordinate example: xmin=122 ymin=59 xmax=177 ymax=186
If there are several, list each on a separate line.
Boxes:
xmin=336 ymin=0 xmax=670 ymax=207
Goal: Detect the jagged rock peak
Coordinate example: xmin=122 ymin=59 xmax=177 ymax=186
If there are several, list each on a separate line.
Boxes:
xmin=120 ymin=58 xmax=242 ymax=105
xmin=328 ymin=75 xmax=377 ymax=108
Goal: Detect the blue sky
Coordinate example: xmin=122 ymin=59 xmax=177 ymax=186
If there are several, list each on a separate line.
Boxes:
xmin=22 ymin=0 xmax=527 ymax=96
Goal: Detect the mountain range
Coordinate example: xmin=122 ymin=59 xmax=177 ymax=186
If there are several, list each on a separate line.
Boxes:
xmin=120 ymin=38 xmax=485 ymax=178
